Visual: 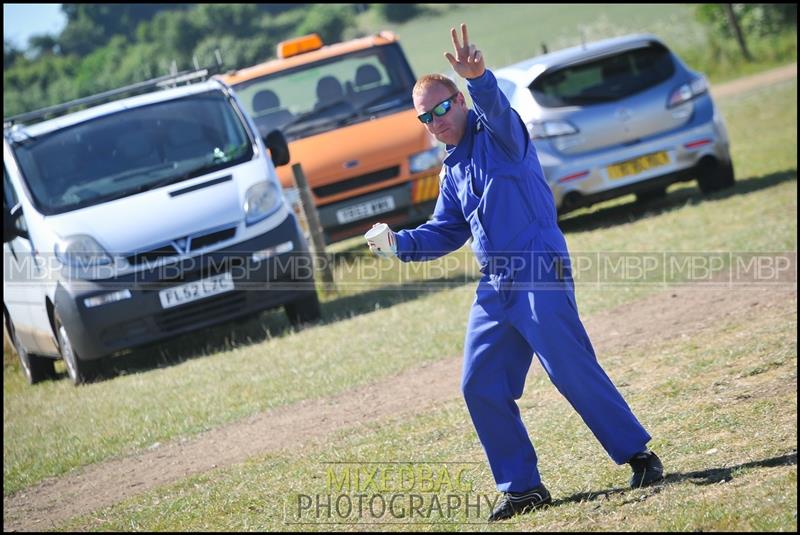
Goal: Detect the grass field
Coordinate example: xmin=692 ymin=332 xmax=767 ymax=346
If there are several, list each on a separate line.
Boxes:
xmin=357 ymin=4 xmax=706 ymax=77
xmin=3 ymin=10 xmax=797 ymax=530
xmin=58 ymin=288 xmax=796 ymax=531
xmin=355 ymin=4 xmax=796 ymax=86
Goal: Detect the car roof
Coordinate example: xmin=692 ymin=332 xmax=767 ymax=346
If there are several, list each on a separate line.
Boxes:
xmin=8 ymin=79 xmax=227 ymax=139
xmin=495 ymin=33 xmax=667 ymax=85
xmin=221 ymin=31 xmax=399 ymax=85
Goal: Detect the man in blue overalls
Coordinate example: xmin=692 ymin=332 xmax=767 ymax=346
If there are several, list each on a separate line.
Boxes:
xmin=367 ymin=24 xmax=664 ymax=522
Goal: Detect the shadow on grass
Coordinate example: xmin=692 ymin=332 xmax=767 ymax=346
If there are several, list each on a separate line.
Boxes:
xmin=553 ymin=450 xmax=797 ymax=507
xmin=558 ymin=168 xmax=797 ymax=234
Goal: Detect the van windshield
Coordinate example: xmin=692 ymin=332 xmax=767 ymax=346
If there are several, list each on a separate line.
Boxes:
xmin=233 ymin=43 xmax=416 ymax=141
xmin=12 ymin=90 xmax=254 ymax=215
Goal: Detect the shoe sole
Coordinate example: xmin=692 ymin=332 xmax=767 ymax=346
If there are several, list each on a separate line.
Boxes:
xmin=488 ymin=496 xmax=553 ymax=522
xmin=631 ymin=472 xmax=665 ymax=489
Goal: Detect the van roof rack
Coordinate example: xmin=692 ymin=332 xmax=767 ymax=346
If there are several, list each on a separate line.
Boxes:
xmin=3 ymin=61 xmax=223 ymax=129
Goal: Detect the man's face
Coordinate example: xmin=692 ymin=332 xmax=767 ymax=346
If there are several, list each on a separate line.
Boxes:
xmin=414 ymin=83 xmax=468 ymax=147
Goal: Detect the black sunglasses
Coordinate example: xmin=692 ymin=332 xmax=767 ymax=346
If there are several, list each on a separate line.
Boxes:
xmin=417 ymin=93 xmax=459 ymax=124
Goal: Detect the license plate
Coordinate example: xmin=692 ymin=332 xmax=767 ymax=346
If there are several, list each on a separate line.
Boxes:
xmin=336 ymin=195 xmax=395 ymax=224
xmin=158 ymin=272 xmax=234 ymax=309
xmin=607 ymin=151 xmax=670 ymax=180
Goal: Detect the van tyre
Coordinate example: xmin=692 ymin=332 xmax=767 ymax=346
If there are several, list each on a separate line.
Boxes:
xmin=285 ymin=292 xmax=321 ymax=327
xmin=5 ymin=313 xmax=55 ymax=384
xmin=54 ymin=312 xmax=98 ymax=385
xmin=698 ymin=159 xmax=735 ymax=194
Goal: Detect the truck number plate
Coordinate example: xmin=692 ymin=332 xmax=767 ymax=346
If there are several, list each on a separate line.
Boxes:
xmin=336 ymin=195 xmax=395 ymax=224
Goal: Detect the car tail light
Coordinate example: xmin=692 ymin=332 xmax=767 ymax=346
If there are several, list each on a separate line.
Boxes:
xmin=685 ymin=138 xmax=712 ymax=149
xmin=527 ymin=120 xmax=579 ymax=140
xmin=667 ymin=75 xmax=708 ymax=108
xmin=558 ymin=170 xmax=590 ymax=183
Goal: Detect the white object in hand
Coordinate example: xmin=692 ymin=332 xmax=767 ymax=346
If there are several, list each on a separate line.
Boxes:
xmin=365 ymin=223 xmax=396 ymax=257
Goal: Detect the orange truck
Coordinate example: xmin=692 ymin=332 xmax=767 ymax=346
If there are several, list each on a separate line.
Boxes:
xmin=221 ymin=31 xmax=443 ymax=243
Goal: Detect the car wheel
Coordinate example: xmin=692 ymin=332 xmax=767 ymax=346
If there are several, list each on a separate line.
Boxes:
xmin=719 ymin=160 xmax=735 ymax=188
xmin=698 ymin=159 xmax=735 ymax=194
xmin=4 ymin=312 xmax=55 ymax=384
xmin=285 ymin=292 xmax=321 ymax=327
xmin=635 ymin=187 xmax=667 ymax=203
xmin=54 ymin=311 xmax=98 ymax=385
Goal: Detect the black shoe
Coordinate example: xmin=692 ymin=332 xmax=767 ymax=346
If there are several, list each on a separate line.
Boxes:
xmin=628 ymin=450 xmax=664 ymax=488
xmin=488 ymin=484 xmax=552 ymax=522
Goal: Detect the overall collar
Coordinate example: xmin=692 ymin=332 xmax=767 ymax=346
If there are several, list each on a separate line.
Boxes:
xmin=444 ymin=110 xmax=479 ymax=166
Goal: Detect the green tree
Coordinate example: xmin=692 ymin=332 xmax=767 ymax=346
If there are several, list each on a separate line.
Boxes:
xmin=3 ymin=53 xmax=79 ymax=115
xmin=58 ymin=15 xmax=105 ymax=56
xmin=696 ymin=4 xmax=797 ymax=39
xmin=4 ymin=39 xmax=22 ymax=67
xmin=370 ymin=3 xmax=422 ymax=23
xmin=60 ymin=4 xmax=188 ymax=49
xmin=3 ymin=3 xmax=365 ymax=117
xmin=136 ymin=9 xmax=204 ymax=67
xmin=193 ymin=4 xmax=265 ymax=38
xmin=193 ymin=34 xmax=275 ymax=71
xmin=27 ymin=34 xmax=59 ymax=57
xmin=297 ymin=4 xmax=357 ymax=44
xmin=73 ymin=35 xmax=130 ymax=96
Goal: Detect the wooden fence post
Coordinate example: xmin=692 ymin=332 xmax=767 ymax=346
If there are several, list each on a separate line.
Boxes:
xmin=291 ymin=163 xmax=336 ymax=294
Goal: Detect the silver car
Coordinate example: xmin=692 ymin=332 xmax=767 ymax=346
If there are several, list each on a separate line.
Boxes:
xmin=495 ymin=33 xmax=735 ymax=214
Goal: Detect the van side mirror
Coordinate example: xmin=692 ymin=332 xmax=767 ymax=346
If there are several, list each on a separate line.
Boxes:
xmin=3 ymin=204 xmax=29 ymax=242
xmin=263 ymin=129 xmax=290 ymax=167
xmin=4 ymin=205 xmax=18 ymax=243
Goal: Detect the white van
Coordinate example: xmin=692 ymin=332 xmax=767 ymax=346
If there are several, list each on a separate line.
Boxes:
xmin=3 ymin=68 xmax=320 ymax=385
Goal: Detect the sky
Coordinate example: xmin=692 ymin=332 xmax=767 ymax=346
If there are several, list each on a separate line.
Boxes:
xmin=3 ymin=3 xmax=67 ymax=49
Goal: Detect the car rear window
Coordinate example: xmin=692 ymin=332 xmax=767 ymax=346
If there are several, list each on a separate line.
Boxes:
xmin=530 ymin=43 xmax=675 ymax=107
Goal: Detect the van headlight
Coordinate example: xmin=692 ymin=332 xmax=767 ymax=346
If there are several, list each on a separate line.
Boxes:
xmin=55 ymin=235 xmax=112 ymax=267
xmin=409 ymin=147 xmax=443 ymax=173
xmin=244 ymin=181 xmax=281 ymax=225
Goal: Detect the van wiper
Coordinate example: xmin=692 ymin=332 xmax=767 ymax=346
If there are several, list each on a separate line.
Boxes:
xmin=282 ymin=99 xmax=354 ymax=133
xmin=131 ymin=176 xmax=187 ymax=194
xmin=133 ymin=148 xmax=250 ymax=193
xmin=135 ymin=162 xmax=223 ymax=193
xmin=111 ymin=162 xmax=177 ymax=183
xmin=321 ymin=89 xmax=411 ymax=129
xmin=358 ymin=88 xmax=410 ymax=113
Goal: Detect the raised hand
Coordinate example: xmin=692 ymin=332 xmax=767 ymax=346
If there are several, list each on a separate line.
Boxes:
xmin=444 ymin=23 xmax=485 ymax=80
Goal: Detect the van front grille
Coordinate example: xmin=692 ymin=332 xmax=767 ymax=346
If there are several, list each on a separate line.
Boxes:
xmin=126 ymin=226 xmax=237 ymax=266
xmin=312 ymin=166 xmax=400 ymax=197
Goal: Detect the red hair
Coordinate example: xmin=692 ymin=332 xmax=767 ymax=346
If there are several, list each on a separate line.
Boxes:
xmin=413 ymin=74 xmax=459 ymax=99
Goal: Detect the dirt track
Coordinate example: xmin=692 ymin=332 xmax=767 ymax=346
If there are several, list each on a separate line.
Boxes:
xmin=710 ymin=63 xmax=796 ymax=98
xmin=3 ymin=65 xmax=798 ymax=532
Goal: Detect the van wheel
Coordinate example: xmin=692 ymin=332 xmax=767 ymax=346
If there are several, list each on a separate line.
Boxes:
xmin=54 ymin=312 xmax=98 ymax=385
xmin=285 ymin=293 xmax=321 ymax=327
xmin=698 ymin=159 xmax=735 ymax=194
xmin=5 ymin=313 xmax=55 ymax=384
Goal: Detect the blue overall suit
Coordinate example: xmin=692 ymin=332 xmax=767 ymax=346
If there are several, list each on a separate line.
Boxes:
xmin=394 ymin=69 xmax=651 ymax=492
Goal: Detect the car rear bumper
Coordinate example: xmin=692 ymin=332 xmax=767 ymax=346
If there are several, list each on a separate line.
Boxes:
xmin=540 ymin=105 xmax=731 ymax=210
